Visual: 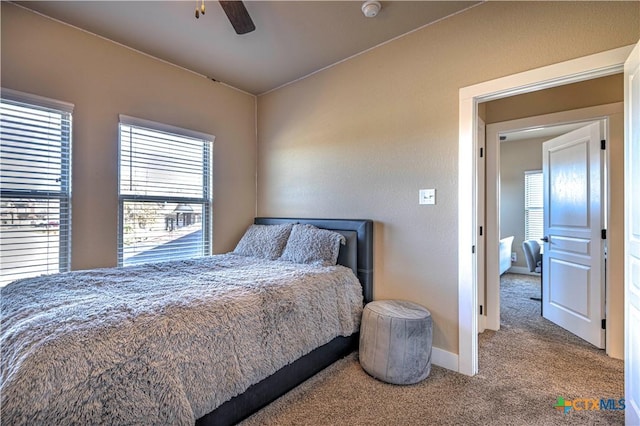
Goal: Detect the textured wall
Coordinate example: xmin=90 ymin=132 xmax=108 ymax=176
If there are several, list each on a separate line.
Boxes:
xmin=1 ymin=3 xmax=257 ymax=270
xmin=485 ymin=74 xmax=623 ymax=124
xmin=500 ymin=137 xmax=545 ymax=270
xmin=257 ymin=1 xmax=639 ymax=354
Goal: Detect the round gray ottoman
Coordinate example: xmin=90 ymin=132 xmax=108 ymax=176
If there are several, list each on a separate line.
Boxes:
xmin=359 ymin=300 xmax=432 ymax=385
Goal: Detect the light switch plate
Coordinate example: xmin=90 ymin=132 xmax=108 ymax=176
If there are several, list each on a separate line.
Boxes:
xmin=419 ymin=189 xmax=436 ymax=205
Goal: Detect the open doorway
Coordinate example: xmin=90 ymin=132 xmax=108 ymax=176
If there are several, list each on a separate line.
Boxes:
xmin=481 ymin=100 xmax=625 ymax=361
xmin=457 ymin=45 xmax=634 ymax=376
xmin=494 ymin=122 xmax=591 ymax=318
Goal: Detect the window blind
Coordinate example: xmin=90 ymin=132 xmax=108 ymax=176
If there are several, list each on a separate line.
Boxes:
xmin=0 ymin=91 xmax=72 ymax=286
xmin=118 ymin=116 xmax=213 ymax=266
xmin=524 ymin=170 xmax=543 ymax=241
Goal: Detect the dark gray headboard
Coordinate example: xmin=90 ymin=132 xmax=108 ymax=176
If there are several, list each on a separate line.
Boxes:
xmin=254 ymin=218 xmax=374 ymax=303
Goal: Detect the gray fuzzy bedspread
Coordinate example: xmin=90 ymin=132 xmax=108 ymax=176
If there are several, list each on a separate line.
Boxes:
xmin=0 ymin=254 xmax=363 ymax=425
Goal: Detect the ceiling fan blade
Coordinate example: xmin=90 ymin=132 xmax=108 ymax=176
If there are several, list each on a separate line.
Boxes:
xmin=219 ymin=1 xmax=255 ymax=35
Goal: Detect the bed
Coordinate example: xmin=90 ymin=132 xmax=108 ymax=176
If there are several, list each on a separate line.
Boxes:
xmin=0 ymin=218 xmax=373 ymax=426
xmin=499 ymin=236 xmax=514 ymax=275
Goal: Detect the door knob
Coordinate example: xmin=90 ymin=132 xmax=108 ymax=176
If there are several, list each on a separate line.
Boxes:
xmin=542 ymin=236 xmax=549 ymax=242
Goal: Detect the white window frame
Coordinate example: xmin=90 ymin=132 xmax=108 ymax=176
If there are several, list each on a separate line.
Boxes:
xmin=524 ymin=170 xmax=543 ymax=242
xmin=117 ymin=115 xmax=214 ymax=266
xmin=0 ymin=88 xmax=73 ymax=285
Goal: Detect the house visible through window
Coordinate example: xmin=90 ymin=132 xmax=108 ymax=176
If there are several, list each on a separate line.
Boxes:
xmin=524 ymin=170 xmax=543 ymax=241
xmin=0 ymin=89 xmax=73 ymax=286
xmin=118 ymin=115 xmax=213 ymax=266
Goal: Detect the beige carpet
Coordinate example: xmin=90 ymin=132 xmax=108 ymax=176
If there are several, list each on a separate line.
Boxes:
xmin=240 ymin=273 xmax=624 ymax=425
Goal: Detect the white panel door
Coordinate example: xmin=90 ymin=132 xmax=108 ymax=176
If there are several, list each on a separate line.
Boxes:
xmin=542 ymin=122 xmax=604 ymax=348
xmin=625 ymin=40 xmax=640 ymax=426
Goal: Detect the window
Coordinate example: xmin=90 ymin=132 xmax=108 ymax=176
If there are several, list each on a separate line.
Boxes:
xmin=0 ymin=89 xmax=73 ymax=286
xmin=118 ymin=115 xmax=213 ymax=266
xmin=524 ymin=170 xmax=543 ymax=241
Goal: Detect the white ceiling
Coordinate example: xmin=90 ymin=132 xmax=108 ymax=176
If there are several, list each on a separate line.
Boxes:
xmin=500 ymin=122 xmax=592 ymax=143
xmin=14 ymin=1 xmax=479 ymax=95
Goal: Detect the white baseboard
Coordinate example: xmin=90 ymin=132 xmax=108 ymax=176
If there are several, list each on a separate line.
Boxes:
xmin=506 ymin=266 xmax=539 ymax=276
xmin=431 ymin=347 xmax=458 ymax=372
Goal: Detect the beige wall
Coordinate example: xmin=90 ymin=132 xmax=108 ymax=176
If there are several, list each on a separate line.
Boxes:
xmin=257 ymin=1 xmax=639 ymax=354
xmin=485 ymin=74 xmax=623 ymax=124
xmin=1 ymin=3 xmax=257 ymax=270
xmin=607 ymin=110 xmax=625 ymax=358
xmin=500 ymin=137 xmax=545 ymax=270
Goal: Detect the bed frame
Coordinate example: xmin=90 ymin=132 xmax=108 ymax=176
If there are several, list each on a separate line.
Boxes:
xmin=196 ymin=218 xmax=373 ymax=426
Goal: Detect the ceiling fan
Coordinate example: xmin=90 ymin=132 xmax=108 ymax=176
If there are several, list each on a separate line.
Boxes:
xmin=195 ymin=0 xmax=256 ymax=35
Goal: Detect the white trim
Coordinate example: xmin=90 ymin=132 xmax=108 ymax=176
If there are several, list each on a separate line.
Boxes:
xmin=431 ymin=347 xmax=458 ymax=372
xmin=458 ymin=96 xmax=478 ymax=376
xmin=458 ymin=44 xmax=634 ymax=376
xmin=477 ymin=117 xmax=486 ymax=334
xmin=1 ymin=87 xmax=74 ymax=113
xmin=118 ymin=114 xmax=215 ymax=142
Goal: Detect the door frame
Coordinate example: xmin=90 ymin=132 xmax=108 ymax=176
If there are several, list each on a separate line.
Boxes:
xmin=484 ymin=104 xmax=621 ymax=338
xmin=623 ymin=40 xmax=640 ymax=426
xmin=477 ymin=117 xmax=486 ymax=333
xmin=458 ymin=44 xmax=634 ymax=376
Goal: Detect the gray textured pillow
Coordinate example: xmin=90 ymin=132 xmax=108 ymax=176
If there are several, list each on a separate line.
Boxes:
xmin=280 ymin=224 xmax=346 ymax=266
xmin=233 ymin=223 xmax=294 ymax=260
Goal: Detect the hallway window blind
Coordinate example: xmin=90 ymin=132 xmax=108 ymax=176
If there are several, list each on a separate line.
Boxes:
xmin=118 ymin=115 xmax=213 ymax=266
xmin=524 ymin=170 xmax=543 ymax=241
xmin=0 ymin=89 xmax=73 ymax=286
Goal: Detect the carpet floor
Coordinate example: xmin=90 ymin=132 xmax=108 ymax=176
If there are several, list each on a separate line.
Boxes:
xmin=240 ymin=273 xmax=624 ymax=425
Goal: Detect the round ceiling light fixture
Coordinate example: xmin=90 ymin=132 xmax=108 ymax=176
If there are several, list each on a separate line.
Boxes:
xmin=361 ymin=1 xmax=381 ymax=18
